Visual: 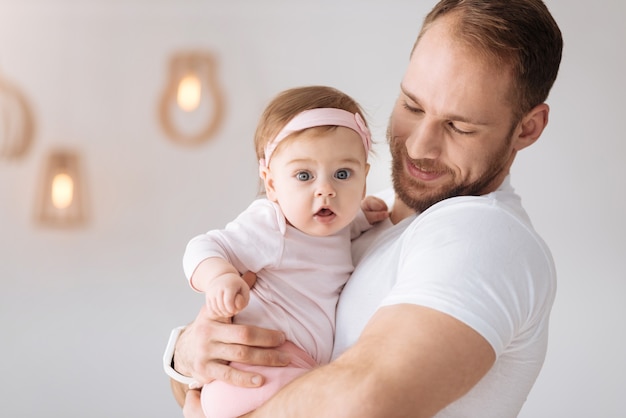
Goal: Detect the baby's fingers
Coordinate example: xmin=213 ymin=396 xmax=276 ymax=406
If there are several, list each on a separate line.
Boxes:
xmin=234 ymin=286 xmax=250 ymax=312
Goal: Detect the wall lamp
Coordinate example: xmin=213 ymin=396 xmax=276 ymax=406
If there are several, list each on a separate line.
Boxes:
xmin=36 ymin=150 xmax=86 ymax=227
xmin=158 ymin=50 xmax=225 ymax=146
xmin=0 ymin=70 xmax=35 ymax=159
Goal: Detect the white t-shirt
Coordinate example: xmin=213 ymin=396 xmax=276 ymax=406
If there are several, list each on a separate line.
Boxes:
xmin=184 ymin=198 xmax=371 ymax=364
xmin=333 ymin=177 xmax=556 ymax=417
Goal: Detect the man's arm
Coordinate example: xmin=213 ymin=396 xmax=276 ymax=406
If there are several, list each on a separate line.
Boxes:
xmin=247 ymin=303 xmax=495 ymax=418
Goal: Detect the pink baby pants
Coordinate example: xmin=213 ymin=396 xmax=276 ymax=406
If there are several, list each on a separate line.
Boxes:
xmin=201 ymin=340 xmax=317 ymax=418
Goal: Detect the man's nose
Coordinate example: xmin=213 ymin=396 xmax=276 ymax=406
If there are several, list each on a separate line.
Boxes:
xmin=405 ymin=118 xmax=443 ymax=159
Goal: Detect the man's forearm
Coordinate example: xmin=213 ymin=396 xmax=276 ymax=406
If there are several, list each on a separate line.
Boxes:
xmin=246 ymin=361 xmax=362 ymax=418
xmin=248 ymin=345 xmax=395 ymax=418
xmin=248 ymin=304 xmax=495 ymax=418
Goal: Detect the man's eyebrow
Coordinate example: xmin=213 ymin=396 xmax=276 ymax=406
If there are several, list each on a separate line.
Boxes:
xmin=400 ymin=84 xmax=490 ymax=126
xmin=400 ymin=84 xmax=420 ymax=104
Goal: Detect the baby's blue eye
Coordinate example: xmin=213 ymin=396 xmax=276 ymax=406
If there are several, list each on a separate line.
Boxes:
xmin=335 ymin=169 xmax=351 ymax=180
xmin=296 ymin=171 xmax=312 ymax=181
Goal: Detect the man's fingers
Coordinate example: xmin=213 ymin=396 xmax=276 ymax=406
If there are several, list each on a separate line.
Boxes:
xmin=203 ymin=315 xmax=286 ymax=348
xmin=183 ymin=390 xmax=205 ymax=418
xmin=202 ymin=361 xmax=265 ymax=388
xmin=182 ymin=304 xmax=289 ymax=388
xmin=207 ymin=341 xmax=291 ymax=367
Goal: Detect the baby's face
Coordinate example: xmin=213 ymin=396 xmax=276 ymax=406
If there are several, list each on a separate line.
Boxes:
xmin=264 ymin=126 xmax=369 ymax=236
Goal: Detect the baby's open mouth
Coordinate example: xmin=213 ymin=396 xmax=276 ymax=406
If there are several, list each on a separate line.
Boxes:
xmin=315 ymin=208 xmax=334 ymax=217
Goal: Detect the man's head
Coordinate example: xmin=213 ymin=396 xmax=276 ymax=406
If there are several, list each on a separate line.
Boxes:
xmin=389 ymin=0 xmax=562 ymax=214
xmin=416 ymin=0 xmax=562 ymax=120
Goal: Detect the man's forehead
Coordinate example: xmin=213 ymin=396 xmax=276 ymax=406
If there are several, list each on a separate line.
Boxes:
xmin=402 ymin=38 xmax=515 ymax=124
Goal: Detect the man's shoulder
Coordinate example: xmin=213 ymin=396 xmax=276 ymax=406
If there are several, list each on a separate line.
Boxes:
xmin=420 ymin=183 xmax=528 ymax=226
xmin=404 ymin=192 xmax=535 ymax=246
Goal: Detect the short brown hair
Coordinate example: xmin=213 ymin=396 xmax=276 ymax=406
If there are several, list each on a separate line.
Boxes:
xmin=414 ymin=0 xmax=563 ymax=119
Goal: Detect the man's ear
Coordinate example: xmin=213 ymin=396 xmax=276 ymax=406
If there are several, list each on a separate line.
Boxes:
xmin=259 ymin=166 xmax=278 ymax=201
xmin=513 ymin=103 xmax=550 ymax=152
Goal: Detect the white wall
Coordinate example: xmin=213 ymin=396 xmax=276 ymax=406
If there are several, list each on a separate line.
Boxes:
xmin=0 ymin=1 xmax=623 ymax=417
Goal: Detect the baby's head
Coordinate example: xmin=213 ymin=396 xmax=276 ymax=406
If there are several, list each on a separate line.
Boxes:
xmin=254 ymin=86 xmax=370 ymax=164
xmin=255 ymin=86 xmax=372 ymax=236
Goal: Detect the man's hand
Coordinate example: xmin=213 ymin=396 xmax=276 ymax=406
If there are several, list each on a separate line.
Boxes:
xmin=183 ymin=389 xmax=205 ymax=418
xmin=170 ymin=270 xmax=290 ymax=406
xmin=170 ymin=289 xmax=291 ymax=405
xmin=175 ymin=307 xmax=290 ymax=385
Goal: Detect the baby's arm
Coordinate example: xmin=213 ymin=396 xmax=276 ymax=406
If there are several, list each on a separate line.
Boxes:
xmin=362 ymin=195 xmax=389 ymax=225
xmin=191 ymin=257 xmax=251 ymax=320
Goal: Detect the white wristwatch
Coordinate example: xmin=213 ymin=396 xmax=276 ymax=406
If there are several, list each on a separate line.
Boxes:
xmin=163 ymin=326 xmax=198 ymax=386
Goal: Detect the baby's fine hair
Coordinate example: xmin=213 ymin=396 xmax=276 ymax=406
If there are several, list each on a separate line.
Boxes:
xmin=254 ymin=86 xmax=367 ymax=162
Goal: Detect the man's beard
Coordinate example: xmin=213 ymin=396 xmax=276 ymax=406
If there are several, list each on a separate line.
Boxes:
xmin=389 ymin=128 xmax=515 ymax=214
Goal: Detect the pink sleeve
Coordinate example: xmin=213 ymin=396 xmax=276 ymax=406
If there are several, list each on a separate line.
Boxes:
xmin=182 ymin=199 xmax=286 ymax=285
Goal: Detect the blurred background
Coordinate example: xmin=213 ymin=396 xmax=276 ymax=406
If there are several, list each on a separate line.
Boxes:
xmin=0 ymin=1 xmax=624 ymax=416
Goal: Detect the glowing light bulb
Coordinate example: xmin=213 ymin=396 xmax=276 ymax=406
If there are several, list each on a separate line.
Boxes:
xmin=159 ymin=51 xmax=225 ymax=144
xmin=51 ymin=173 xmax=74 ymax=209
xmin=177 ymin=74 xmax=202 ymax=111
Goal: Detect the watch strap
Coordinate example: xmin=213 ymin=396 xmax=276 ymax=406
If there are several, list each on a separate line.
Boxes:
xmin=163 ymin=326 xmax=198 ymax=386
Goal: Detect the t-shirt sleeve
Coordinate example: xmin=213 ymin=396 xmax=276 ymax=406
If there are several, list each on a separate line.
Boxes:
xmin=182 ymin=199 xmax=285 ymax=284
xmin=379 ymin=202 xmax=547 ymax=356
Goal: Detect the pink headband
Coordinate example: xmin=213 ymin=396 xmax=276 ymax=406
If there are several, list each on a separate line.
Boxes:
xmin=259 ymin=108 xmax=372 ymax=169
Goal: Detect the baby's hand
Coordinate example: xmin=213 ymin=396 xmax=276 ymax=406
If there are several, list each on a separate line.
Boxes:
xmin=204 ymin=273 xmax=251 ymax=319
xmin=362 ymin=195 xmax=389 ymax=225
